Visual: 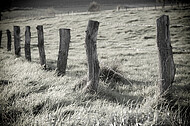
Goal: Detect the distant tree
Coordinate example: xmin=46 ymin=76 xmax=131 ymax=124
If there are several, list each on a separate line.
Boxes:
xmin=176 ymin=0 xmax=190 ymax=7
xmin=88 ymin=1 xmax=100 ymax=12
xmin=156 ymin=0 xmax=190 ymax=9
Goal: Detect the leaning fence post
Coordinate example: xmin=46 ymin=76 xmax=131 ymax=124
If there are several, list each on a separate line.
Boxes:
xmin=7 ymin=30 xmax=11 ymax=51
xmin=25 ymin=26 xmax=31 ymax=61
xmin=57 ymin=28 xmax=70 ymax=76
xmin=14 ymin=26 xmax=21 ymax=56
xmin=36 ymin=25 xmax=46 ymax=69
xmin=0 ymin=30 xmax=2 ymax=48
xmin=84 ymin=20 xmax=100 ymax=93
xmin=156 ymin=15 xmax=175 ymax=96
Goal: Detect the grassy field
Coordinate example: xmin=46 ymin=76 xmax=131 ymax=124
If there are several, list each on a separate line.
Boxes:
xmin=0 ymin=5 xmax=190 ymax=125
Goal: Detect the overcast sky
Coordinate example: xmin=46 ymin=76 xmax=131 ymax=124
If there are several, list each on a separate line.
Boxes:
xmin=11 ymin=0 xmax=156 ymax=7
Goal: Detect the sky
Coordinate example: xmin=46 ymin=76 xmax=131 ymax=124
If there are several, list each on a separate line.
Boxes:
xmin=10 ymin=0 xmax=157 ymax=7
xmin=0 ymin=0 xmax=160 ymax=11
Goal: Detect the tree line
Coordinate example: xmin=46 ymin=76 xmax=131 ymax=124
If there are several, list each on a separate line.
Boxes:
xmin=156 ymin=0 xmax=190 ymax=8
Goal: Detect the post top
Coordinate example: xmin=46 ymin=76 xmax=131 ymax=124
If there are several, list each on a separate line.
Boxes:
xmin=88 ymin=20 xmax=99 ymax=24
xmin=36 ymin=25 xmax=43 ymax=30
xmin=59 ymin=28 xmax=70 ymax=31
xmin=157 ymin=15 xmax=169 ymax=22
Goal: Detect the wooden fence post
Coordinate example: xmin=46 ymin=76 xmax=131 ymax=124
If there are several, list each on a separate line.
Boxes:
xmin=14 ymin=26 xmax=21 ymax=56
xmin=36 ymin=25 xmax=46 ymax=69
xmin=25 ymin=26 xmax=31 ymax=61
xmin=0 ymin=30 xmax=2 ymax=48
xmin=84 ymin=20 xmax=100 ymax=93
xmin=156 ymin=15 xmax=175 ymax=96
xmin=57 ymin=28 xmax=70 ymax=76
xmin=6 ymin=30 xmax=11 ymax=51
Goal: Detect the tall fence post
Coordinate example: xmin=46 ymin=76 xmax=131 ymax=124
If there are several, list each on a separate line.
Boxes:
xmin=0 ymin=30 xmax=2 ymax=48
xmin=25 ymin=26 xmax=31 ymax=61
xmin=84 ymin=20 xmax=100 ymax=93
xmin=14 ymin=26 xmax=21 ymax=56
xmin=36 ymin=25 xmax=46 ymax=69
xmin=57 ymin=28 xmax=70 ymax=76
xmin=156 ymin=15 xmax=175 ymax=96
xmin=6 ymin=30 xmax=11 ymax=51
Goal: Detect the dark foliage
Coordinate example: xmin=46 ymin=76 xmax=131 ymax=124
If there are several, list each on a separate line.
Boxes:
xmin=88 ymin=1 xmax=100 ymax=12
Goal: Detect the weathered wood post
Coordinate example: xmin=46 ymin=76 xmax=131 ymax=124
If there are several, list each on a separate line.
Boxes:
xmin=57 ymin=28 xmax=70 ymax=76
xmin=6 ymin=30 xmax=11 ymax=51
xmin=25 ymin=26 xmax=31 ymax=61
xmin=84 ymin=20 xmax=100 ymax=93
xmin=0 ymin=30 xmax=2 ymax=48
xmin=156 ymin=15 xmax=175 ymax=96
xmin=36 ymin=25 xmax=46 ymax=69
xmin=14 ymin=26 xmax=21 ymax=56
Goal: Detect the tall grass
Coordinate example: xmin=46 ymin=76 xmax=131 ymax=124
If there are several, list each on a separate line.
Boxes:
xmin=0 ymin=49 xmax=188 ymax=125
xmin=0 ymin=5 xmax=190 ymax=125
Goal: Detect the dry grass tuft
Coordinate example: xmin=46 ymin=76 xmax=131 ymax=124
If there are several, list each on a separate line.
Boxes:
xmin=73 ymin=76 xmax=87 ymax=91
xmin=100 ymin=66 xmax=132 ymax=87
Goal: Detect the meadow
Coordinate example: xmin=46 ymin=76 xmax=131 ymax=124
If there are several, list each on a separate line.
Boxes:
xmin=0 ymin=5 xmax=190 ymax=125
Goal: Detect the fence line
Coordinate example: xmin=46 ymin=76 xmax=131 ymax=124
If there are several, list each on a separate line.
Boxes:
xmin=0 ymin=27 xmax=189 ymax=54
xmin=0 ymin=35 xmax=189 ymax=55
xmin=0 ymin=15 xmax=188 ymax=95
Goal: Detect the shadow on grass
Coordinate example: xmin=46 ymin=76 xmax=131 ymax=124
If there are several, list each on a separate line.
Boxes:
xmin=0 ymin=108 xmax=23 ymax=126
xmin=97 ymin=84 xmax=144 ymax=106
xmin=73 ymin=66 xmax=153 ymax=106
xmin=172 ymin=84 xmax=190 ymax=92
xmin=73 ymin=78 xmax=145 ymax=107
